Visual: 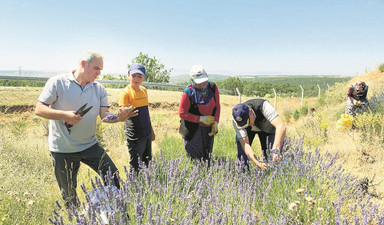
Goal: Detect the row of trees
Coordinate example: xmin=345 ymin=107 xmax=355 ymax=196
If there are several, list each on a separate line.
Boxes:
xmin=215 ymin=77 xmax=326 ymax=98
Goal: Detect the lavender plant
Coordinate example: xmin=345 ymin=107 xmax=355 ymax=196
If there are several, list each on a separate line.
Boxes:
xmin=49 ymin=138 xmax=384 ymax=224
xmin=354 ymin=93 xmax=384 ymax=143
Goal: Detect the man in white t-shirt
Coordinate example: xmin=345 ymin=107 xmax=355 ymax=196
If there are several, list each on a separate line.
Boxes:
xmin=232 ymin=98 xmax=286 ymax=170
xmin=35 ymin=51 xmax=133 ymax=208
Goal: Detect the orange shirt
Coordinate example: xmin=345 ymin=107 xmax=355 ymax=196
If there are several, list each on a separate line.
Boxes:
xmin=119 ymin=85 xmax=149 ymax=108
xmin=119 ymin=84 xmax=152 ymax=140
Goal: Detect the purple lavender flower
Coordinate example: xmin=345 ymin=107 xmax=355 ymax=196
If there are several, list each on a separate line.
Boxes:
xmin=100 ymin=112 xmax=118 ymax=123
xmin=48 ymin=137 xmax=384 ymax=224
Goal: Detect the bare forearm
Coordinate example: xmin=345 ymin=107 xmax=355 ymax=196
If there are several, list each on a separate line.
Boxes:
xmin=241 ymin=141 xmax=263 ymax=168
xmin=244 ymin=145 xmax=259 ymax=165
xmin=271 ymin=117 xmax=287 ymax=150
xmin=35 ymin=102 xmax=68 ymax=120
xmin=272 ymin=125 xmax=286 ymax=150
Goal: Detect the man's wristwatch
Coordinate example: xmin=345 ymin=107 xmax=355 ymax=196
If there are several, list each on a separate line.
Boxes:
xmin=271 ymin=149 xmax=280 ymax=154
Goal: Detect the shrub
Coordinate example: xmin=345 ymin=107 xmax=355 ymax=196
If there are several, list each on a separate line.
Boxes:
xmin=316 ymin=96 xmax=326 ymax=107
xmin=354 ymin=113 xmax=384 ymax=141
xmin=379 ymin=63 xmax=384 ymax=72
xmin=368 ymin=93 xmax=384 ymax=113
xmin=283 ymin=110 xmax=292 ymax=123
xmin=293 ymin=109 xmax=300 ymax=121
xmin=336 ymin=114 xmax=354 ymax=131
xmin=300 ymin=104 xmax=309 ymax=116
xmin=354 ymin=93 xmax=384 ymax=143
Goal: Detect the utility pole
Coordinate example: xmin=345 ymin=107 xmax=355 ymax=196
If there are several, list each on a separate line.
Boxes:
xmin=18 ymin=66 xmax=22 ymax=76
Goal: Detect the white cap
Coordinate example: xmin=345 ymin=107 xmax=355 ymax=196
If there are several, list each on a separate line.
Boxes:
xmin=189 ymin=65 xmax=209 ymax=84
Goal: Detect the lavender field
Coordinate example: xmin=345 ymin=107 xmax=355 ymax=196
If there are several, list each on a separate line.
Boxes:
xmin=48 ymin=137 xmax=384 ymax=224
xmin=2 ymin=70 xmax=384 ymax=225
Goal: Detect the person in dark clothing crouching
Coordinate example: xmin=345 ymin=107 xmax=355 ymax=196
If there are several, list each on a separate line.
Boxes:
xmin=232 ymin=98 xmax=286 ymax=170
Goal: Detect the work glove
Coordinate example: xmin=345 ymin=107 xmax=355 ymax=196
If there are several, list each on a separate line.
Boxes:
xmin=208 ymin=121 xmax=218 ymax=136
xmin=199 ymin=116 xmax=215 ymax=126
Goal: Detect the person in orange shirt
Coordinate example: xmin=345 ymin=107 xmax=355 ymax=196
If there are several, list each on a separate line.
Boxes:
xmin=119 ymin=63 xmax=155 ymax=172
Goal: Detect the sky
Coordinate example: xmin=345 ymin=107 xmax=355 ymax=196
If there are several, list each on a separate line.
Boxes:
xmin=0 ymin=0 xmax=383 ymax=76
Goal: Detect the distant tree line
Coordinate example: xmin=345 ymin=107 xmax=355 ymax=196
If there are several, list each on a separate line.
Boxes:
xmin=214 ymin=76 xmax=350 ymax=98
xmin=0 ymin=80 xmax=46 ymax=87
xmin=0 ymin=75 xmax=348 ymax=98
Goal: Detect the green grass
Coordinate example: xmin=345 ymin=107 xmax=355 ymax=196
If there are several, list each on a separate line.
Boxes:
xmin=0 ymin=122 xmax=60 ymax=224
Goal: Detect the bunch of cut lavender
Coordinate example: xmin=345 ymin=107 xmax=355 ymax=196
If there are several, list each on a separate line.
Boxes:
xmin=99 ymin=112 xmax=118 ymax=123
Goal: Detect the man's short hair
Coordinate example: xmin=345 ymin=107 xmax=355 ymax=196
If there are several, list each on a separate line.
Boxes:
xmin=80 ymin=51 xmax=103 ymax=66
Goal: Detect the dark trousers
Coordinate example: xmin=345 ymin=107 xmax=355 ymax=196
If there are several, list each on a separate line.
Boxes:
xmin=183 ymin=126 xmax=214 ymax=166
xmin=236 ymin=131 xmax=275 ymax=165
xmin=126 ymin=134 xmax=152 ymax=172
xmin=50 ymin=143 xmax=120 ymax=207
